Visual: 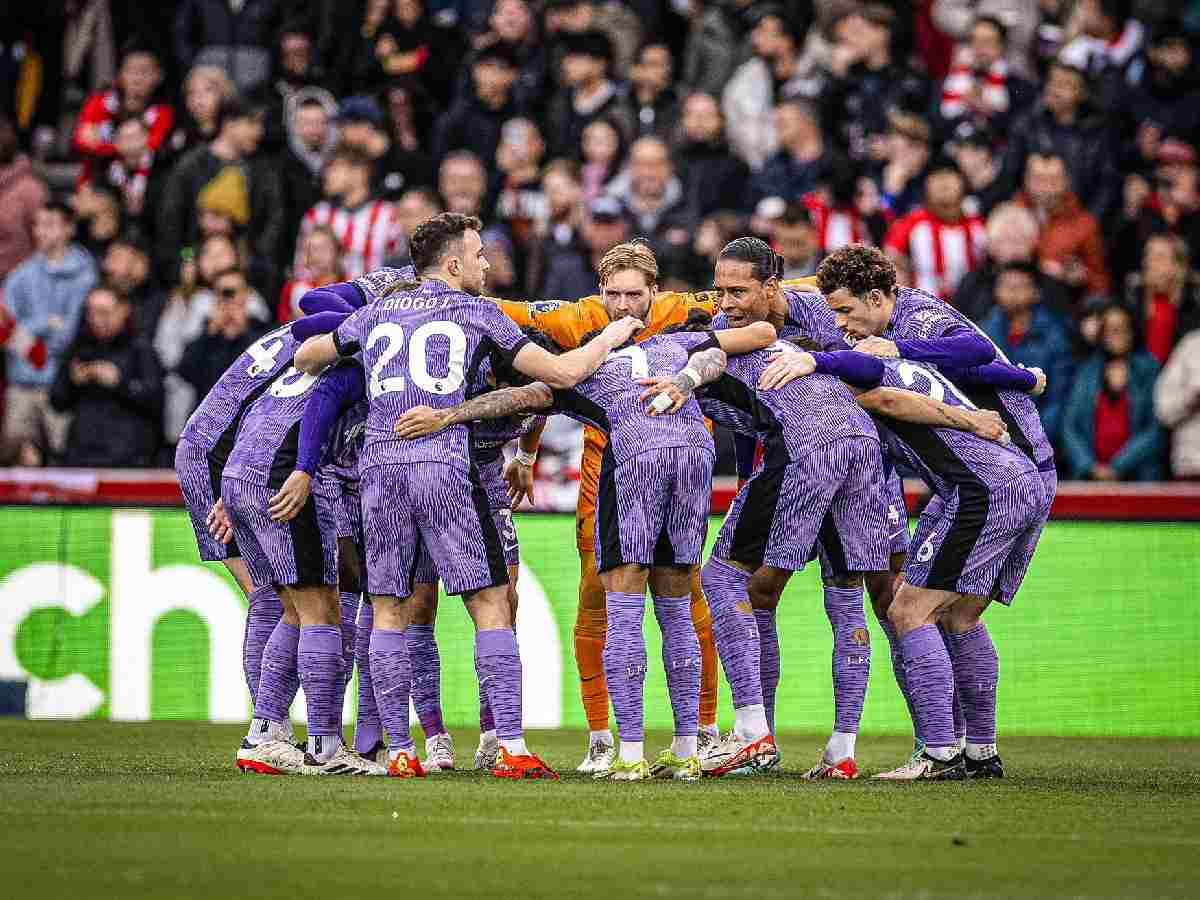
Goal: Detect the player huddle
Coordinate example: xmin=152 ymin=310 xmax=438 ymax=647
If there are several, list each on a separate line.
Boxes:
xmin=176 ymin=211 xmax=1054 ymax=781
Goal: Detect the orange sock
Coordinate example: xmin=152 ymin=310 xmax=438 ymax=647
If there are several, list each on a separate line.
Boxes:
xmin=575 ymin=555 xmax=610 ymax=731
xmin=690 ymin=570 xmax=719 ymax=728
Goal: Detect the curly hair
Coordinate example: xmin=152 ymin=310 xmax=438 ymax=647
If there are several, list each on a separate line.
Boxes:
xmin=598 ymin=240 xmax=658 ymax=288
xmin=408 ymin=212 xmax=483 ymax=275
xmin=816 ymin=244 xmax=897 ymax=298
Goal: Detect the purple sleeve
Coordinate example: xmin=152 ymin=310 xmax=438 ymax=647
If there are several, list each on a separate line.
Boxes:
xmin=945 ymin=361 xmax=1038 ymax=392
xmin=812 ymin=350 xmax=884 ymax=388
xmin=298 ymin=282 xmax=366 ymax=315
xmin=291 ymin=311 xmax=350 ymax=342
xmin=893 ymin=333 xmax=996 ymax=368
xmin=482 ymin=304 xmax=531 ymax=361
xmin=332 ymin=308 xmax=366 ymax=357
xmin=297 ymin=363 xmax=366 ymax=475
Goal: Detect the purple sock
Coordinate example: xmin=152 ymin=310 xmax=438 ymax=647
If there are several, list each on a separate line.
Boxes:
xmin=407 ymin=623 xmax=445 ymax=737
xmin=603 ymin=591 xmax=648 ymax=743
xmin=753 ymin=609 xmax=780 ymax=734
xmin=700 ymin=558 xmax=762 ymax=709
xmin=476 ymin=629 xmax=523 ymax=741
xmin=253 ymin=620 xmax=300 ymax=723
xmin=939 ymin=624 xmax=967 ymax=741
xmin=880 ymin=618 xmax=918 ymax=736
xmin=298 ymin=625 xmax=344 ymax=738
xmin=900 ymin=624 xmax=958 ymax=751
xmin=825 ymin=586 xmax=871 ymax=734
xmin=945 ymin=624 xmax=999 ymax=744
xmin=353 ymin=602 xmax=382 ymax=753
xmin=654 ymin=595 xmax=700 ymax=738
xmin=243 ymin=586 xmax=282 ymax=704
xmin=369 ymin=628 xmax=413 ymax=752
xmin=338 ymin=592 xmax=359 ymax=685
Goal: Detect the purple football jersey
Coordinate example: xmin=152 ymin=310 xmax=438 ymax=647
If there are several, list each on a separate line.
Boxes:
xmin=333 ymin=279 xmax=530 ymax=473
xmin=884 ymin=286 xmax=982 ymax=341
xmin=319 ymin=398 xmax=368 ymax=486
xmin=551 ymin=334 xmax=713 ymax=464
xmin=959 ymin=383 xmax=1054 ymax=468
xmin=875 ymin=358 xmax=1036 ymax=497
xmin=180 ymin=323 xmax=300 ymax=463
xmin=351 ymin=266 xmax=417 ymax=303
xmin=711 ymin=290 xmax=848 ymax=351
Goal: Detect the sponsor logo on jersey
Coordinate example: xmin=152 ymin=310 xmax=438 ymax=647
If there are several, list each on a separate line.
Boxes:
xmin=530 ymin=300 xmax=563 ymax=314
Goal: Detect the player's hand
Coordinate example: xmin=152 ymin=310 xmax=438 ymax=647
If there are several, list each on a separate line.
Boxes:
xmin=504 ymin=457 xmax=536 ymax=508
xmin=394 ymin=406 xmax=450 ymax=438
xmin=967 ymin=409 xmax=1009 ymax=443
xmin=758 ymin=351 xmax=815 ymax=390
xmin=854 ymin=337 xmax=899 ymax=358
xmin=89 ymin=360 xmax=120 ymax=388
xmin=637 ymin=376 xmax=689 ymax=415
xmin=268 ymin=471 xmax=312 ymax=523
xmin=206 ymin=499 xmax=234 ymax=544
xmin=1027 ymin=367 xmax=1047 ymax=397
xmin=599 ymin=316 xmax=644 ymax=348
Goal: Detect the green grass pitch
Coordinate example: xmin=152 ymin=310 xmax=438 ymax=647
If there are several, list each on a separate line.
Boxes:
xmin=2 ymin=722 xmax=1198 ymax=899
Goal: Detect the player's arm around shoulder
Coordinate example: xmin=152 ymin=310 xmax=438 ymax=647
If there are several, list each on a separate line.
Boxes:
xmin=856 ymin=387 xmax=1009 ymax=443
xmin=710 ymin=321 xmax=776 ymax=355
xmin=394 ymin=383 xmax=555 ymax=439
xmin=295 ymin=334 xmax=339 ymax=374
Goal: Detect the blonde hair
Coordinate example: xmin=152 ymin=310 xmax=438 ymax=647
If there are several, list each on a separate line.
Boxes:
xmin=186 ymin=65 xmax=235 ymax=103
xmin=987 ymin=202 xmax=1039 ymax=244
xmin=598 ymin=240 xmax=658 ymax=288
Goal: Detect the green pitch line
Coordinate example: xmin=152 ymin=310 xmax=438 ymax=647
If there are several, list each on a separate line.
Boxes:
xmin=1 ymin=722 xmax=1197 ymax=900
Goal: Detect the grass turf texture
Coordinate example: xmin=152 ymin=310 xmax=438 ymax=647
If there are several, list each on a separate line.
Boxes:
xmin=2 ymin=722 xmax=1198 ymax=899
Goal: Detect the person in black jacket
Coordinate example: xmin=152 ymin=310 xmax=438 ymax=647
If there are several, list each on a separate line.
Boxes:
xmin=176 ymin=268 xmax=270 ymax=405
xmin=174 ymin=0 xmax=290 ymax=95
xmin=50 ymin=284 xmax=164 ymax=467
xmin=432 ymin=41 xmax=523 ymax=166
xmin=675 ymin=91 xmax=749 ymax=228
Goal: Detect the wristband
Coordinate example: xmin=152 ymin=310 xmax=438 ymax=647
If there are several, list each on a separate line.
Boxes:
xmin=515 ymin=449 xmax=537 ymax=467
xmin=678 ymin=366 xmax=701 ymax=390
xmin=649 ymin=393 xmax=673 ymax=414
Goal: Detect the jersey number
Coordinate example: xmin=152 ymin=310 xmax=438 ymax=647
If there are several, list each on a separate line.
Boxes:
xmin=366 ymin=321 xmax=467 ymax=399
xmin=607 ymin=345 xmax=650 ymax=379
xmin=268 ymin=366 xmax=320 ymax=398
xmin=244 ymin=325 xmax=291 ymax=377
xmin=895 ymin=360 xmax=976 ymax=408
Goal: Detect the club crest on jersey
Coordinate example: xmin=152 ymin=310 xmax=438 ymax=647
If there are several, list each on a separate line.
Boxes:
xmin=530 ymin=300 xmax=563 ymax=314
xmin=910 ymin=308 xmax=953 ymax=339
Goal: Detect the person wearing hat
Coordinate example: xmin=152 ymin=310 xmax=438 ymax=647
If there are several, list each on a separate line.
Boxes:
xmin=433 ymin=40 xmax=524 ymax=166
xmin=545 ymin=29 xmax=635 ymax=160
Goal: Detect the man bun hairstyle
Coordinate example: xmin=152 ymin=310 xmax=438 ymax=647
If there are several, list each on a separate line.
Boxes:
xmin=598 ymin=239 xmax=658 ymax=288
xmin=718 ymin=236 xmax=783 ymax=283
xmin=409 ymin=212 xmax=484 ymax=275
xmin=817 ymin=244 xmax=897 ymax=298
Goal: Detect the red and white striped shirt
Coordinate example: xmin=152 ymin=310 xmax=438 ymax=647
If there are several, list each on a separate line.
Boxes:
xmin=295 ymin=199 xmax=403 ymax=280
xmin=884 ymin=208 xmax=986 ymax=301
xmin=802 ymin=194 xmax=875 ymax=254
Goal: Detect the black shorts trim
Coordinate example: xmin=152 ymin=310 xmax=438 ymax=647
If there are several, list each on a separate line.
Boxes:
xmin=727 ymin=439 xmax=791 ymax=571
xmin=288 ymin=493 xmax=327 ymax=586
xmin=927 ymin=481 xmax=990 ymax=591
xmin=595 ymin=443 xmax=623 ymax=573
xmin=817 ymin=508 xmax=850 ymax=578
xmin=468 ymin=464 xmax=510 ymax=592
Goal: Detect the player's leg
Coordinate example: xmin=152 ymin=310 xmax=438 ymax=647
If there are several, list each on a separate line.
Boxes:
xmin=574 ymin=445 xmax=615 ymax=764
xmin=649 ymin=565 xmax=702 ymax=780
xmin=870 ymin=469 xmax=918 ymax=743
xmin=598 ymin=562 xmax=651 ymax=779
xmin=746 ymin=565 xmax=790 ymax=736
xmin=475 ymin=508 xmax=521 ymax=770
xmin=687 ymin=567 xmax=720 ymax=747
xmin=352 ymin=596 xmax=383 ymax=758
xmin=405 ymin=580 xmax=450 ymax=770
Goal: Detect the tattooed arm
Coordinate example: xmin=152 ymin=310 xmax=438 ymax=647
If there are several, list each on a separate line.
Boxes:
xmin=638 ymin=347 xmax=728 ymax=416
xmin=855 ymin=387 xmax=1011 ymax=444
xmin=394 ymin=383 xmax=554 ymax=439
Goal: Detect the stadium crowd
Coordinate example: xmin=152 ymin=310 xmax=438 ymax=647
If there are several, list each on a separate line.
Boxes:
xmin=1 ymin=0 xmax=1199 ymax=480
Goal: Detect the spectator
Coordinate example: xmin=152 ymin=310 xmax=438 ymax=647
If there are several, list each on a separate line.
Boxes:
xmin=1127 ymin=233 xmax=1200 ymax=366
xmin=93 ymin=115 xmax=165 ymax=235
xmin=979 ymin=261 xmax=1074 ymax=441
xmin=938 ymin=14 xmax=1036 ymax=135
xmin=722 ymin=7 xmax=807 ymax=170
xmin=606 ymin=136 xmax=692 ymax=279
xmin=1016 ymin=149 xmax=1111 ymax=301
xmin=1154 ymin=325 xmax=1200 ymax=479
xmin=1059 ymin=0 xmax=1143 ymax=90
xmin=750 ymin=99 xmax=834 ymax=207
xmin=174 ymin=0 xmax=287 ymax=94
xmin=176 ymin=268 xmax=271 ymax=404
xmin=946 ymin=120 xmax=1008 ymax=218
xmin=684 ymin=209 xmax=743 ymax=287
xmin=72 ymin=183 xmax=123 ymax=261
xmin=168 ymin=65 xmax=235 ymax=160
xmin=773 ymin=201 xmax=822 ymax=279
xmin=72 ymin=42 xmax=173 ymax=185
xmin=525 ymin=159 xmax=586 ymax=296
xmin=802 ymin=157 xmax=891 ymax=255
xmin=280 ymin=225 xmax=345 ymax=322
xmin=542 ymin=195 xmax=630 ymax=300
xmin=2 ymin=202 xmax=97 ymax=456
xmin=1117 ymin=19 xmax=1200 ymax=174
xmin=1062 ymin=303 xmax=1166 ymax=481
xmin=356 ymin=0 xmax=464 ymax=105
xmin=260 ymin=21 xmax=326 ymax=153
xmin=546 ymin=30 xmax=635 ymax=160
xmin=544 ymin=0 xmax=643 ymax=77
xmin=884 ymin=158 xmax=986 ymax=302
xmin=376 ymin=80 xmax=437 ymax=196
xmin=395 ymin=187 xmax=443 ymax=243
xmin=478 ymin=0 xmax=549 ymax=112
xmin=0 ymin=113 xmax=49 ymax=280
xmin=1001 ymin=59 xmax=1119 ymax=220
xmin=481 ymin=226 xmax=521 ymax=299
xmin=433 ymin=41 xmax=523 ymax=165
xmin=821 ymin=3 xmax=930 ymax=164
xmin=676 ymin=92 xmax=748 ymax=227
xmin=156 ymin=95 xmax=283 ymax=286
xmin=438 ymin=150 xmax=489 ymax=218
xmin=877 ymin=109 xmax=934 ymax=218
xmin=49 ymin=285 xmax=163 ymax=467
xmin=630 ymin=41 xmax=679 ymax=139
xmin=931 ymin=0 xmax=1040 ymax=79
xmin=296 ymin=144 xmax=403 ymax=280
xmin=1111 ymin=140 xmax=1200 ymax=283
xmin=494 ymin=119 xmax=549 ymax=256
xmin=579 ymin=118 xmax=624 ymax=202
xmin=680 ymin=0 xmax=749 ymax=98
xmin=278 ymin=90 xmax=340 ymax=264
xmin=102 ymin=231 xmax=167 ymax=338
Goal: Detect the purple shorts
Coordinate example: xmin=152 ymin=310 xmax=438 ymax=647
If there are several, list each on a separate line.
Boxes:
xmin=885 ymin=469 xmax=910 ymax=558
xmin=176 ymin=437 xmax=233 ymax=562
xmin=360 ymin=462 xmax=508 ymax=598
xmin=220 ymin=476 xmax=338 ymax=588
xmin=720 ymin=436 xmax=890 ymax=573
xmin=904 ymin=470 xmax=1046 ymax=604
xmin=595 ymin=445 xmax=714 ymax=573
xmin=315 ymin=471 xmax=362 ymax=545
